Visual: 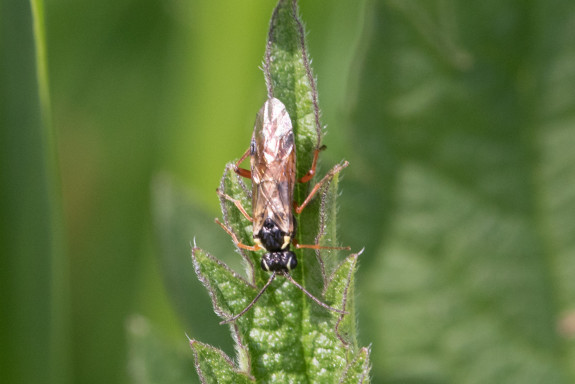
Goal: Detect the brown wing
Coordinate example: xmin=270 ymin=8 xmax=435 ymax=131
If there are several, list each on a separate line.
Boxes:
xmin=250 ymin=98 xmax=296 ymax=237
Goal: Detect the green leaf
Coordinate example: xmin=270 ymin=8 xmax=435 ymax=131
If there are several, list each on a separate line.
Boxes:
xmin=265 ymin=0 xmax=322 ymax=180
xmin=325 ymin=251 xmax=360 ymax=353
xmin=192 ymin=246 xmax=256 ymax=323
xmin=342 ymin=1 xmax=575 ymax=382
xmin=218 ymin=164 xmax=259 ymax=282
xmin=340 ymin=347 xmax=371 ymax=384
xmin=190 ymin=340 xmax=254 ymax=384
xmin=190 ymin=0 xmax=370 ymax=382
xmin=204 ymin=165 xmax=350 ymax=382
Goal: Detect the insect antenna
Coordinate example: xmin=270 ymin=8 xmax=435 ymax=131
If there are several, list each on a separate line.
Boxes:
xmin=282 ymin=272 xmax=347 ymax=315
xmin=219 ymin=270 xmax=348 ymax=324
xmin=219 ymin=272 xmax=278 ymax=325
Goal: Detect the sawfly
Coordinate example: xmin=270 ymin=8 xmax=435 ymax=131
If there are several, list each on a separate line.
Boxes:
xmin=216 ymin=98 xmax=349 ymax=324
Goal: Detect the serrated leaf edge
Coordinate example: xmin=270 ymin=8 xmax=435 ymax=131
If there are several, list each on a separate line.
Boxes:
xmin=339 ymin=346 xmax=372 ymax=384
xmin=326 ymin=249 xmax=363 ymax=347
xmin=265 ymin=0 xmax=323 ymax=145
xmin=189 ymin=339 xmax=255 ymax=383
xmin=191 ymin=246 xmax=256 ymax=319
xmin=218 ymin=164 xmax=256 ymax=279
xmin=315 ymin=160 xmax=350 ymax=286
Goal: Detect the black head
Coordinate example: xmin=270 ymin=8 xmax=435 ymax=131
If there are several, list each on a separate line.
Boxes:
xmin=257 ymin=217 xmax=289 ymax=252
xmin=261 ymin=251 xmax=297 ymax=272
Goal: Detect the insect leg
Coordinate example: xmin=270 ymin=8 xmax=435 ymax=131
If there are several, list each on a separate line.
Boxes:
xmin=282 ymin=272 xmax=347 ymax=315
xmin=216 ymin=188 xmax=253 ymax=222
xmin=234 ymin=148 xmax=252 ymax=179
xmin=219 ymin=272 xmax=278 ymax=324
xmin=298 ymin=145 xmax=326 ymax=183
xmin=294 ymin=243 xmax=351 ymax=251
xmin=292 ymin=238 xmax=351 ymax=251
xmin=295 ymin=160 xmax=349 ymax=215
xmin=215 ymin=218 xmax=261 ymax=251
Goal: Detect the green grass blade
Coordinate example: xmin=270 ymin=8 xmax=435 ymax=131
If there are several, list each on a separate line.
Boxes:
xmin=30 ymin=1 xmax=70 ymax=382
xmin=0 ymin=0 xmax=68 ymax=383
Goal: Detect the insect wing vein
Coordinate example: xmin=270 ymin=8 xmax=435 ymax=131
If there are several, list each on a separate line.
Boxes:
xmin=251 ymin=98 xmax=296 ymax=238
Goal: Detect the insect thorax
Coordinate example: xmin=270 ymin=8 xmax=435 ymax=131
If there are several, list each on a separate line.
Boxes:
xmin=256 ymin=217 xmax=291 ymax=252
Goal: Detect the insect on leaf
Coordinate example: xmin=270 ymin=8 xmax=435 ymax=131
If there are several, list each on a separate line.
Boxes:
xmin=190 ymin=1 xmax=371 ymax=382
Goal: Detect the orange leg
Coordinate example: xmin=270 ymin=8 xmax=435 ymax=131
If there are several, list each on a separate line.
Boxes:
xmin=216 ymin=189 xmax=253 ymax=222
xmin=298 ymin=145 xmax=326 ymax=183
xmin=234 ymin=148 xmax=252 ymax=179
xmin=292 ymin=237 xmax=351 ymax=252
xmin=295 ymin=160 xmax=349 ymax=215
xmin=215 ymin=218 xmax=261 ymax=252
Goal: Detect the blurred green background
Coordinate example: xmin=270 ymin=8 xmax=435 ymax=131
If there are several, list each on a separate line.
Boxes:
xmin=2 ymin=0 xmax=575 ymax=383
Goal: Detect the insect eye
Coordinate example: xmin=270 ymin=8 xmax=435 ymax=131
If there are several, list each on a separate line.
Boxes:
xmin=285 ymin=252 xmax=297 ymax=271
xmin=261 ymin=258 xmax=270 ymax=271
